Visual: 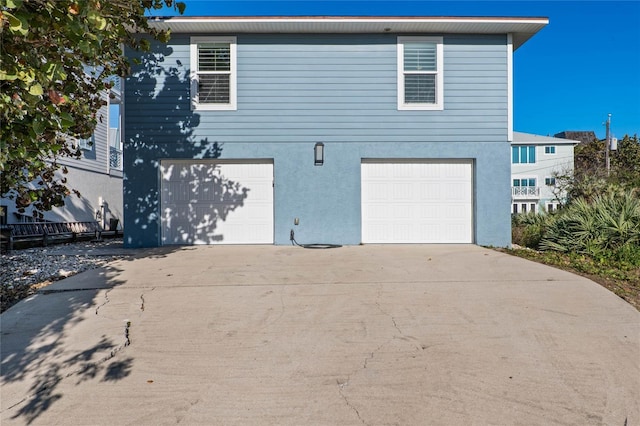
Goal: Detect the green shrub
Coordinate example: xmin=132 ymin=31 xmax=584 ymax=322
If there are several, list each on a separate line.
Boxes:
xmin=511 ymin=211 xmax=555 ymax=249
xmin=540 ymin=189 xmax=640 ymax=264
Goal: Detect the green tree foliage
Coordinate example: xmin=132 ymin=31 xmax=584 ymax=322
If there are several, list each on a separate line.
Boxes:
xmin=569 ymin=133 xmax=640 ymax=202
xmin=574 ymin=135 xmax=605 ymax=181
xmin=611 ymin=134 xmax=640 ymax=189
xmin=0 ymin=0 xmax=185 ymax=217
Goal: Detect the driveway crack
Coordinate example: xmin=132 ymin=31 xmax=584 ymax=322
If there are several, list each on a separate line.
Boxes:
xmin=337 ymin=378 xmax=367 ymax=425
xmin=4 ymin=320 xmax=133 ymax=413
xmin=95 ymin=288 xmax=112 ymax=315
xmin=335 ymin=338 xmax=387 ymax=425
xmin=140 ymin=287 xmax=155 ymax=312
xmin=363 ymin=341 xmax=385 ymax=370
xmin=375 ymin=291 xmax=421 ymax=351
xmin=375 ymin=300 xmax=404 ymax=335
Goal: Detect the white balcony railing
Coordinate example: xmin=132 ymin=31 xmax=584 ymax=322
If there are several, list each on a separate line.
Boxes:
xmin=512 ymin=186 xmax=540 ymax=198
xmin=110 ymin=146 xmax=122 ymax=170
xmin=108 ymin=127 xmax=122 ymax=171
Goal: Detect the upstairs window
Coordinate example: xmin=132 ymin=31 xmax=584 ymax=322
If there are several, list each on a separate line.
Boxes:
xmin=190 ymin=36 xmax=237 ymax=110
xmin=545 ymin=177 xmax=556 ymax=186
xmin=512 ymin=146 xmax=536 ymax=164
xmin=73 ymin=134 xmax=94 ymax=151
xmin=397 ymin=36 xmax=443 ymax=110
xmin=544 ymin=146 xmax=556 ymax=154
xmin=513 ymin=178 xmax=536 ymax=187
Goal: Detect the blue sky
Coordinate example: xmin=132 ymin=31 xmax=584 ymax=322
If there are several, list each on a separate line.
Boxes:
xmin=150 ymin=0 xmax=640 ymax=139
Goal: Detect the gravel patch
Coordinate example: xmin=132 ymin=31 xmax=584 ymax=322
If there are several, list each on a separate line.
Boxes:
xmin=1 ymin=239 xmax=127 ymax=313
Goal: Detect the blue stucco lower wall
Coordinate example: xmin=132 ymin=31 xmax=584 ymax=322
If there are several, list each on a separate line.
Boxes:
xmin=122 ymin=140 xmax=511 ymax=248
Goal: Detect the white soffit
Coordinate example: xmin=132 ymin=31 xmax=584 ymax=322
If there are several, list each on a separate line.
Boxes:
xmin=147 ymin=16 xmax=549 ymax=50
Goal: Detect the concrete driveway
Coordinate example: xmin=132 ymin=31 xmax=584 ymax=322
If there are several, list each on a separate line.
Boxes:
xmin=1 ymin=245 xmax=638 ymax=425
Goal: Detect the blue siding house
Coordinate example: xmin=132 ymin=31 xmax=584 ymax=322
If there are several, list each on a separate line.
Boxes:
xmin=123 ymin=16 xmax=547 ymax=247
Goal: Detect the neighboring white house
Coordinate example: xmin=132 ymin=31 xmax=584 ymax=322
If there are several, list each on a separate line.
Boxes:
xmin=511 ymin=132 xmax=579 ymax=214
xmin=0 ymin=79 xmax=123 ymax=229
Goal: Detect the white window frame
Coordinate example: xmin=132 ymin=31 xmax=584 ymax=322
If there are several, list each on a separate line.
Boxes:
xmin=190 ymin=36 xmax=237 ymax=111
xmin=513 ymin=177 xmax=537 ymax=187
xmin=73 ymin=134 xmax=94 ymax=151
xmin=512 ymin=145 xmax=537 ymax=164
xmin=397 ymin=36 xmax=444 ymax=111
xmin=544 ymin=146 xmax=556 ymax=155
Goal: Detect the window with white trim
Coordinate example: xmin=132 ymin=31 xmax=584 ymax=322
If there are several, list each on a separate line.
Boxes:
xmin=513 ymin=178 xmax=536 ymax=187
xmin=544 ymin=146 xmax=556 ymax=154
xmin=73 ymin=134 xmax=94 ymax=151
xmin=397 ymin=36 xmax=443 ymax=110
xmin=190 ymin=36 xmax=237 ymax=110
xmin=545 ymin=177 xmax=556 ymax=186
xmin=512 ymin=146 xmax=536 ymax=164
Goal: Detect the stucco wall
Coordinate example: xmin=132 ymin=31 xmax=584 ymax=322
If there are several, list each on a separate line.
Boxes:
xmin=123 ymin=140 xmax=510 ymax=247
xmin=4 ymin=167 xmax=123 ymax=227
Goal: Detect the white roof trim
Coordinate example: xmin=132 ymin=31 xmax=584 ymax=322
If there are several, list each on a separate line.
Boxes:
xmin=513 ymin=131 xmax=580 ymax=145
xmin=147 ymin=16 xmax=548 ymax=50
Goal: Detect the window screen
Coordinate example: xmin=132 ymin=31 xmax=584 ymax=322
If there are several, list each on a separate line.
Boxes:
xmin=197 ymin=43 xmax=231 ymax=104
xmin=403 ymin=42 xmax=437 ymax=104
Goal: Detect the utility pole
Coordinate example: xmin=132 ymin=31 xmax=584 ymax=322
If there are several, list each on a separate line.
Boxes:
xmin=605 ymin=113 xmax=611 ymax=177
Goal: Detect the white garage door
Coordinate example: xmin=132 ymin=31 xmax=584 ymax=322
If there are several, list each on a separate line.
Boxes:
xmin=361 ymin=160 xmax=473 ymax=243
xmin=160 ymin=160 xmax=273 ymax=245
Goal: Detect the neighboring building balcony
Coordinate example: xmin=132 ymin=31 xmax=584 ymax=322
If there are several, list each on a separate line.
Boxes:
xmin=512 ymin=186 xmax=540 ymax=198
xmin=110 ymin=146 xmax=122 ymax=171
xmin=109 ymin=127 xmax=122 ymax=171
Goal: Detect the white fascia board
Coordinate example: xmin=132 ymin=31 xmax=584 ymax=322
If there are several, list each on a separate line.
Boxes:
xmin=147 ymin=16 xmax=548 ymax=49
xmin=507 ymin=33 xmax=513 ymax=142
xmin=148 ymin=16 xmax=550 ymax=24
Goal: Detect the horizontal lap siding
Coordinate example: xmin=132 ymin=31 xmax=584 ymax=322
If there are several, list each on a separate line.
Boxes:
xmin=59 ymin=98 xmax=109 ymax=173
xmin=125 ymin=34 xmax=507 ymax=144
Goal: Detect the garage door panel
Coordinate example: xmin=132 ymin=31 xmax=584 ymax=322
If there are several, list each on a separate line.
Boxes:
xmin=362 ymin=160 xmax=473 ymax=243
xmin=161 ymin=160 xmax=273 ymax=245
xmin=420 ymin=183 xmax=440 ymax=200
xmin=443 ymin=182 xmax=469 ymax=200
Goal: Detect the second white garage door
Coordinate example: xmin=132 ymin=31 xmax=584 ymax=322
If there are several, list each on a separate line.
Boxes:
xmin=160 ymin=160 xmax=273 ymax=245
xmin=361 ymin=160 xmax=473 ymax=243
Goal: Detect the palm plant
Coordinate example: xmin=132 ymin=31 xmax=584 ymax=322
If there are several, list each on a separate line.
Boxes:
xmin=511 ymin=210 xmax=556 ymax=249
xmin=540 ymin=189 xmax=640 ymax=262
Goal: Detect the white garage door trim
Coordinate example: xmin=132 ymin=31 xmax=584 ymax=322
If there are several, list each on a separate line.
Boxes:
xmin=160 ymin=159 xmax=274 ymax=245
xmin=361 ymin=159 xmax=474 ymax=243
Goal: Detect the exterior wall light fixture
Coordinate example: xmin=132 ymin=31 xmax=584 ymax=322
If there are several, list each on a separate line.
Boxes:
xmin=314 ymin=142 xmax=324 ymax=166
